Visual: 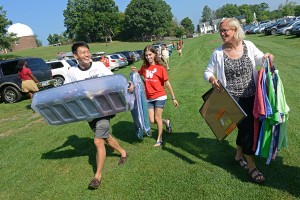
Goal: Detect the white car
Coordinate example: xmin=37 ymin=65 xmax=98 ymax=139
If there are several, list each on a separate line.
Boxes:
xmin=114 ymin=53 xmax=128 ymax=68
xmin=152 ymin=44 xmax=162 ymax=58
xmin=106 ymin=54 xmax=127 ymax=71
xmin=46 ymin=59 xmax=76 ymax=86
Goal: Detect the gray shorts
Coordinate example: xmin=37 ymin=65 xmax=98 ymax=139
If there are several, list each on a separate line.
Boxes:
xmin=88 ymin=116 xmax=112 ymax=138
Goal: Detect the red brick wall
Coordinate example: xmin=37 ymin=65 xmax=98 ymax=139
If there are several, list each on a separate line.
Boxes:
xmin=11 ymin=36 xmax=37 ymax=51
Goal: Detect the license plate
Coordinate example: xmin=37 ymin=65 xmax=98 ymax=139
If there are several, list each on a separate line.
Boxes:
xmin=40 ymin=81 xmax=48 ymax=87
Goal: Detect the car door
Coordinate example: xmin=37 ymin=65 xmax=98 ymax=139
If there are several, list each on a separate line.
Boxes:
xmin=0 ymin=60 xmax=22 ymax=88
xmin=26 ymin=58 xmax=52 ymax=81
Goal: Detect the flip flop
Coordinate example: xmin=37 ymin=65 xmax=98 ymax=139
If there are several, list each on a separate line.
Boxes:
xmin=154 ymin=141 xmax=163 ymax=147
xmin=166 ymin=118 xmax=172 ymax=133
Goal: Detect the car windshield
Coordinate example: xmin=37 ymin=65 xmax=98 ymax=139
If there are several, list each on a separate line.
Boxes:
xmin=66 ymin=59 xmax=77 ymax=66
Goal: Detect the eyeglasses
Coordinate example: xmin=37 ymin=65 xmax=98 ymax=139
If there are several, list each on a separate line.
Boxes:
xmin=219 ymin=29 xmax=234 ymax=33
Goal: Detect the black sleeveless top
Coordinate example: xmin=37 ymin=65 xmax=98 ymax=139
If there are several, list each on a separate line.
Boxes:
xmin=223 ymin=41 xmax=256 ymax=97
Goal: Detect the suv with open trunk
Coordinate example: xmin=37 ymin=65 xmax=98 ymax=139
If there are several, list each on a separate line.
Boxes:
xmin=0 ymin=57 xmax=55 ymax=103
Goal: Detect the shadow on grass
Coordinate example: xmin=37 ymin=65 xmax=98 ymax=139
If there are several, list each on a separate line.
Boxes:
xmin=40 ymin=121 xmax=300 ymax=198
xmin=41 ymin=135 xmax=118 ymax=173
xmin=162 ymin=131 xmax=300 ymax=198
xmin=111 ymin=121 xmax=147 ymax=144
xmin=40 ymin=120 xmax=141 ymax=174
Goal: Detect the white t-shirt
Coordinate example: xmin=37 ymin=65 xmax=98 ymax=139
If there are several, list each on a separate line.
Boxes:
xmin=161 ymin=49 xmax=169 ymax=58
xmin=64 ymin=62 xmax=113 ymax=84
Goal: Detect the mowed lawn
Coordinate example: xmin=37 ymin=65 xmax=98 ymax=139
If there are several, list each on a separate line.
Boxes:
xmin=0 ymin=34 xmax=299 ymax=199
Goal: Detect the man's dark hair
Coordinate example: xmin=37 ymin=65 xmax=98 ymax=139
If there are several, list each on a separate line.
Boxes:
xmin=71 ymin=41 xmax=89 ymax=54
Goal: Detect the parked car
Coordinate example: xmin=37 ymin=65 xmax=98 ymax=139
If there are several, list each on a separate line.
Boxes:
xmin=291 ymin=24 xmax=300 ymax=36
xmin=91 ymin=52 xmax=105 ymax=62
xmin=115 ymin=51 xmax=135 ymax=64
xmin=243 ymin=24 xmax=255 ymax=34
xmin=132 ymin=51 xmax=141 ymax=61
xmin=0 ymin=57 xmax=55 ymax=103
xmin=264 ymin=18 xmax=293 ymax=35
xmin=106 ymin=54 xmax=125 ymax=71
xmin=114 ymin=53 xmax=128 ymax=68
xmin=152 ymin=44 xmax=162 ymax=57
xmin=255 ymin=23 xmax=271 ymax=34
xmin=276 ymin=20 xmax=300 ymax=35
xmin=134 ymin=50 xmax=143 ymax=57
xmin=69 ymin=58 xmax=78 ymax=65
xmin=46 ymin=59 xmax=76 ymax=86
xmin=248 ymin=24 xmax=260 ymax=34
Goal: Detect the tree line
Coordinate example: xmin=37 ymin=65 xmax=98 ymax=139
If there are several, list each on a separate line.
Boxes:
xmin=201 ymin=2 xmax=300 ymax=24
xmin=1 ymin=0 xmax=300 ymax=49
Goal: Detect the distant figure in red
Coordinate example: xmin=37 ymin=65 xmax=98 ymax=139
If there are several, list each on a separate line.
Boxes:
xmin=100 ymin=54 xmax=109 ymax=67
xmin=177 ymin=40 xmax=182 ymax=57
xmin=17 ymin=59 xmax=40 ymax=100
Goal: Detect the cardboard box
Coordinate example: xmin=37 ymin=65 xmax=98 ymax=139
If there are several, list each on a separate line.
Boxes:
xmin=199 ymin=82 xmax=247 ymax=140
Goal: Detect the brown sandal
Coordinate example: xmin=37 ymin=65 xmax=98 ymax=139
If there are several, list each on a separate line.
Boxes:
xmin=236 ymin=158 xmax=249 ymax=170
xmin=249 ymin=168 xmax=265 ymax=183
xmin=118 ymin=151 xmax=129 ymax=165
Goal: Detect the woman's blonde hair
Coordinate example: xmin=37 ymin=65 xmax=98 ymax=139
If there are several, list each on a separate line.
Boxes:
xmin=219 ymin=18 xmax=245 ymax=42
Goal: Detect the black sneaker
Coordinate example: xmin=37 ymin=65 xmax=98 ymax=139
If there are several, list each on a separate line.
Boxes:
xmin=166 ymin=118 xmax=172 ymax=133
xmin=88 ymin=178 xmax=101 ymax=189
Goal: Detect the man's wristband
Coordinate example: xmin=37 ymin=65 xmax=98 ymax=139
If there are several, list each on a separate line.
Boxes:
xmin=172 ymin=97 xmax=176 ymax=100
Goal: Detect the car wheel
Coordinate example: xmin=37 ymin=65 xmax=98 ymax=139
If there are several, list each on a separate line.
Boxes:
xmin=271 ymin=29 xmax=277 ymax=35
xmin=53 ymin=76 xmax=65 ymax=87
xmin=2 ymin=86 xmax=22 ymax=103
xmin=285 ymin=30 xmax=290 ymax=35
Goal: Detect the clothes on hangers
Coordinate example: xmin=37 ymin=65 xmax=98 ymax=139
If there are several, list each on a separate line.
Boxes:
xmin=252 ymin=59 xmax=289 ymax=164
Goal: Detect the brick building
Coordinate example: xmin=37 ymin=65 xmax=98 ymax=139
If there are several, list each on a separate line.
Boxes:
xmin=7 ymin=23 xmax=37 ymax=52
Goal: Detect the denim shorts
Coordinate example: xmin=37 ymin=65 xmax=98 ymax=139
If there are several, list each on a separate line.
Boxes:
xmin=148 ymin=100 xmax=166 ymax=109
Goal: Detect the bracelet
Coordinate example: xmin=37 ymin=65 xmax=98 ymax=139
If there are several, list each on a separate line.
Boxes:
xmin=172 ymin=97 xmax=176 ymax=100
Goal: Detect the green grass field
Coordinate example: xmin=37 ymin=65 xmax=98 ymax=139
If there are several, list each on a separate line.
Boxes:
xmin=0 ymin=34 xmax=299 ymax=199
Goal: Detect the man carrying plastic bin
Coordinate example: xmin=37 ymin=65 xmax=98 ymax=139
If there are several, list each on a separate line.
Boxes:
xmin=64 ymin=41 xmax=134 ymax=189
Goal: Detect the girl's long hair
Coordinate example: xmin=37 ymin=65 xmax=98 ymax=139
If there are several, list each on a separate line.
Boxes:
xmin=142 ymin=45 xmax=163 ymax=67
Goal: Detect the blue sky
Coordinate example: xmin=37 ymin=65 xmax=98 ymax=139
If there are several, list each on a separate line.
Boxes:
xmin=1 ymin=0 xmax=297 ymax=45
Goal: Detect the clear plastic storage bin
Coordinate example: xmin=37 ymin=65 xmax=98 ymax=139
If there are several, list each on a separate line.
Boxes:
xmin=32 ymin=74 xmax=133 ymax=125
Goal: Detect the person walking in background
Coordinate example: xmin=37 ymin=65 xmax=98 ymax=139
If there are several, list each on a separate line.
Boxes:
xmin=100 ymin=54 xmax=110 ymax=68
xmin=161 ymin=44 xmax=170 ymax=70
xmin=17 ymin=59 xmax=40 ymax=100
xmin=56 ymin=51 xmax=65 ymax=60
xmin=204 ymin=18 xmax=274 ymax=183
xmin=64 ymin=41 xmax=133 ymax=189
xmin=177 ymin=40 xmax=182 ymax=57
xmin=132 ymin=45 xmax=178 ymax=147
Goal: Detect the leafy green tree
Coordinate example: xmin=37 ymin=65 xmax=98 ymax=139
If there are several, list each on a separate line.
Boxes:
xmin=278 ymin=1 xmax=298 ymax=16
xmin=295 ymin=5 xmax=300 ymax=16
xmin=201 ymin=5 xmax=213 ymax=22
xmin=63 ymin=0 xmax=119 ymax=42
xmin=174 ymin=26 xmax=185 ymax=38
xmin=0 ymin=6 xmax=17 ymax=50
xmin=34 ymin=35 xmax=43 ymax=47
xmin=123 ymin=0 xmax=173 ymax=40
xmin=180 ymin=17 xmax=194 ymax=35
xmin=47 ymin=33 xmax=62 ymax=45
xmin=215 ymin=4 xmax=241 ymax=18
xmin=238 ymin=4 xmax=252 ymax=23
xmin=257 ymin=3 xmax=269 ymax=11
xmin=168 ymin=18 xmax=178 ymax=36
